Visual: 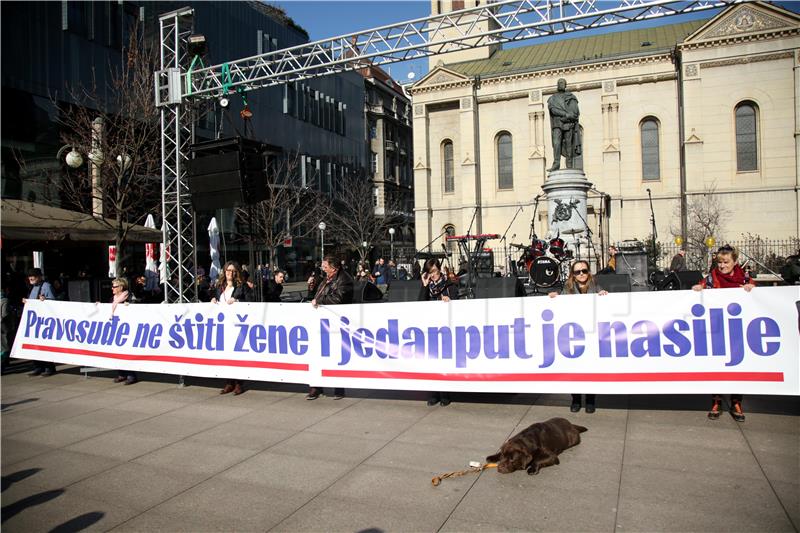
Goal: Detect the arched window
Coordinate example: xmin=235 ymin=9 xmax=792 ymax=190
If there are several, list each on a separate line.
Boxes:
xmin=497 ymin=132 xmax=513 ymax=189
xmin=735 ymin=101 xmax=758 ymax=172
xmin=444 ymin=224 xmax=456 ymax=255
xmin=640 ymin=117 xmax=660 ymax=181
xmin=442 ymin=140 xmax=454 ymax=193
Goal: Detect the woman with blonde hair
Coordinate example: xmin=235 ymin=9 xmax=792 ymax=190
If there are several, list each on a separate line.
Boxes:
xmin=693 ymin=244 xmax=755 ymax=422
xmin=109 ymin=277 xmax=138 ymax=385
xmin=549 ymin=260 xmax=608 ymax=413
xmin=211 ymin=261 xmax=251 ymax=395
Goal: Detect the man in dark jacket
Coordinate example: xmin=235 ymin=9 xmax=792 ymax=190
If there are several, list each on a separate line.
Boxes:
xmin=307 ymin=254 xmax=354 ymax=400
xmin=264 ymin=270 xmax=285 ymax=302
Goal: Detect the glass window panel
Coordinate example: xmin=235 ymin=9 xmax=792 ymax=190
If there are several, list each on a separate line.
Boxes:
xmin=641 ymin=119 xmax=660 ymax=180
xmin=443 ymin=141 xmax=454 ymax=193
xmin=497 ymin=133 xmax=513 ymax=189
xmin=736 ymin=104 xmax=757 ymax=171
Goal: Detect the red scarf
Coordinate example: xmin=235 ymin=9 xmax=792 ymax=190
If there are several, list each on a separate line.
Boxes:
xmin=711 ymin=264 xmax=747 ymax=288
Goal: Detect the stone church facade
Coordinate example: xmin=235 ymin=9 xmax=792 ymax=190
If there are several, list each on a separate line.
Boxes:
xmin=410 ymin=1 xmax=799 ymax=263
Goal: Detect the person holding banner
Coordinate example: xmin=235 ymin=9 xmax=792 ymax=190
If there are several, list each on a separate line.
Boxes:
xmin=693 ymin=244 xmax=755 ymax=422
xmin=549 ymin=260 xmax=608 ymax=413
xmin=420 ymin=258 xmax=459 ymax=407
xmin=307 ymin=253 xmax=353 ymax=400
xmin=212 ymin=261 xmax=251 ymax=396
xmin=23 ymin=268 xmax=57 ymax=377
xmin=107 ymin=277 xmax=138 ymax=385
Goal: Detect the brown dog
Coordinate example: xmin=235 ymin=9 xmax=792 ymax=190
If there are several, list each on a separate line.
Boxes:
xmin=486 ymin=417 xmax=587 ymax=475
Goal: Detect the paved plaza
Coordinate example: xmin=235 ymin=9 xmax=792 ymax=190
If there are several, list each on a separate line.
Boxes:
xmin=1 ymin=361 xmax=798 ymax=532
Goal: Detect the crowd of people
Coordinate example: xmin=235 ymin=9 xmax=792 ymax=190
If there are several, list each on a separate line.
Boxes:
xmin=0 ymin=243 xmax=768 ymax=421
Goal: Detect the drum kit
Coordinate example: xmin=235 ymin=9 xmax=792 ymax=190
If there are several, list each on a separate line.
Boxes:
xmin=512 ymin=235 xmax=574 ymax=290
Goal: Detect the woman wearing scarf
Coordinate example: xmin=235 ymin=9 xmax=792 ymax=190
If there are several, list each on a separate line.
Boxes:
xmin=693 ymin=245 xmax=755 ymax=422
xmin=419 ymin=258 xmax=459 ymax=407
xmin=549 ymin=260 xmax=608 ymax=413
xmin=109 ymin=277 xmax=138 ymax=385
xmin=212 ymin=261 xmax=252 ymax=395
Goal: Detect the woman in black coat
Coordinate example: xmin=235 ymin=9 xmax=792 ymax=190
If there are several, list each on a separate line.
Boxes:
xmin=419 ymin=258 xmax=459 ymax=407
xmin=211 ymin=261 xmax=251 ymax=395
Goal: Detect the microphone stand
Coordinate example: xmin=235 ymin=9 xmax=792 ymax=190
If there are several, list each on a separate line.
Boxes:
xmin=568 ymin=198 xmax=600 ymax=273
xmin=501 ymin=205 xmax=524 ymax=278
xmin=421 ymin=227 xmax=449 ymax=253
xmin=529 ymin=194 xmax=542 ymax=242
xmin=646 ymin=188 xmax=657 ymax=274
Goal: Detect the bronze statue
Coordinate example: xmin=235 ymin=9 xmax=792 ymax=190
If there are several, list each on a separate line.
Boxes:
xmin=547 ymin=78 xmax=582 ymax=172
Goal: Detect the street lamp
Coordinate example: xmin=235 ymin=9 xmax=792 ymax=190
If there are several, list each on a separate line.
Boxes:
xmin=388 ymin=227 xmax=395 ymax=261
xmin=318 ymin=221 xmax=326 ymax=260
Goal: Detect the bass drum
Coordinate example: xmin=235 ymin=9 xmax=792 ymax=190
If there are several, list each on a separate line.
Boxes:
xmin=529 ymin=257 xmax=560 ymax=288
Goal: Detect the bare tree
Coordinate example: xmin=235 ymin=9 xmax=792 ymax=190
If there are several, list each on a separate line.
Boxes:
xmin=27 ymin=22 xmax=162 ymax=276
xmin=235 ymin=152 xmax=331 ymax=270
xmin=671 ymin=184 xmax=730 ymax=271
xmin=328 ymin=172 xmax=402 ymax=264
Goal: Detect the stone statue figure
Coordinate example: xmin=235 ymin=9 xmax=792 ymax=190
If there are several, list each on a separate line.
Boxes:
xmin=547 ymin=78 xmax=582 ymax=172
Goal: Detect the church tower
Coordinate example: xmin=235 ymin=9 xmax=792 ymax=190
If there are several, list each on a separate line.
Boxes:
xmin=428 ymin=0 xmax=501 ymax=69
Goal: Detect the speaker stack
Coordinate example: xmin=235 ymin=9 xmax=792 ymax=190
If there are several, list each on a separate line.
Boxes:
xmin=186 ymin=137 xmax=277 ymax=212
xmin=473 ymin=277 xmax=525 ymax=299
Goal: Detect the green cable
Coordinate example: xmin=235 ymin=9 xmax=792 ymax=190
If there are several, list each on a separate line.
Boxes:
xmin=185 ymin=55 xmax=205 ymax=96
xmin=221 ymin=63 xmax=232 ymax=95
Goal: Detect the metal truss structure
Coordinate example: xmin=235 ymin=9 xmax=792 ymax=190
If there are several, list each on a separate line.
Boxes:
xmin=157 ymin=0 xmax=743 ymax=301
xmin=158 ymin=8 xmax=197 ymax=303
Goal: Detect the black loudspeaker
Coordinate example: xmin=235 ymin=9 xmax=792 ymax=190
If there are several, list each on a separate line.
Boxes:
xmin=353 ymin=281 xmax=384 ymax=303
xmin=387 ymin=280 xmax=422 ymax=303
xmin=474 ymin=252 xmax=494 ymax=278
xmin=473 ymin=277 xmax=525 ymax=299
xmin=596 ymin=273 xmax=631 ymax=293
xmin=186 ymin=137 xmax=271 ymax=211
xmin=615 ymin=251 xmax=648 ymax=288
xmin=658 ymin=270 xmax=703 ymax=290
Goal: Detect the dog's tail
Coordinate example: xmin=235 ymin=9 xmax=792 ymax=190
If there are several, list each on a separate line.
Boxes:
xmin=573 ymin=424 xmax=588 ymax=433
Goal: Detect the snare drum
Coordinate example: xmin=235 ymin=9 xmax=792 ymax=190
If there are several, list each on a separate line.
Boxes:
xmin=529 ymin=256 xmax=560 ymax=288
xmin=549 ymin=237 xmax=566 ymax=258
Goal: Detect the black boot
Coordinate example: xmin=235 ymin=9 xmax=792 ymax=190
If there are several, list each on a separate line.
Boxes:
xmin=570 ymin=394 xmax=581 ymax=413
xmin=427 ymin=392 xmax=440 ymax=406
xmin=585 ymin=394 xmax=596 ymax=414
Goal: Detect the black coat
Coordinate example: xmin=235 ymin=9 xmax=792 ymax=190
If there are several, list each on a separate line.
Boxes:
xmin=213 ymin=283 xmax=252 ymax=303
xmin=314 ymin=269 xmax=354 ymax=305
xmin=264 ymin=279 xmax=284 ymax=302
xmin=418 ymin=278 xmax=459 ymax=301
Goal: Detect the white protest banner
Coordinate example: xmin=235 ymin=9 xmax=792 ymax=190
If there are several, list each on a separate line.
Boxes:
xmin=12 ymin=286 xmax=800 ymax=395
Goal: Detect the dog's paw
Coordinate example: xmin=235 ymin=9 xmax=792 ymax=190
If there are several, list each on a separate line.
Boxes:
xmin=527 ymin=466 xmax=539 ymax=475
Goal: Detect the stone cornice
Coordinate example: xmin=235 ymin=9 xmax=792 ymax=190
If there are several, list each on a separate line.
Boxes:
xmin=679 ymin=27 xmax=800 ymax=51
xmin=412 ymin=52 xmax=673 ymax=97
xmin=478 ymin=52 xmax=673 ymax=86
xmin=699 ymin=50 xmax=795 ymax=70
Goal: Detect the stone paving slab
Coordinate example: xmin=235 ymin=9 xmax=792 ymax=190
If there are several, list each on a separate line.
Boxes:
xmin=1 ymin=366 xmax=798 ymax=533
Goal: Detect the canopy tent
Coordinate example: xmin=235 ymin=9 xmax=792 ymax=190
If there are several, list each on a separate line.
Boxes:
xmin=1 ymin=199 xmax=162 ymax=243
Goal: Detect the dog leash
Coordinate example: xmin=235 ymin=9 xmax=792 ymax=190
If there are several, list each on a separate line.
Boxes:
xmin=431 ymin=462 xmax=497 ymax=487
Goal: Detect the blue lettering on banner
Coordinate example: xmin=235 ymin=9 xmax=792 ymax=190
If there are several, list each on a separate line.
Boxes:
xmin=19 ymin=299 xmax=783 ymax=371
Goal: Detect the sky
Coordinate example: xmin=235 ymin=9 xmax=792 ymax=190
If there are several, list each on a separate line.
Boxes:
xmin=274 ymin=1 xmax=431 ymax=83
xmin=273 ymin=0 xmax=800 ymax=85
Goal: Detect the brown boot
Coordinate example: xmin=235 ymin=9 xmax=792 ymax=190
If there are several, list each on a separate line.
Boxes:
xmin=730 ymin=398 xmax=745 ymax=422
xmin=233 ymin=381 xmax=244 ymax=396
xmin=220 ymin=381 xmax=235 ymax=395
xmin=708 ymin=398 xmax=721 ymax=420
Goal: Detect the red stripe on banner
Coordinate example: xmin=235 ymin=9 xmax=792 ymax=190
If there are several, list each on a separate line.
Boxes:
xmin=21 ymin=343 xmax=308 ymax=372
xmin=321 ymin=370 xmax=784 ymax=382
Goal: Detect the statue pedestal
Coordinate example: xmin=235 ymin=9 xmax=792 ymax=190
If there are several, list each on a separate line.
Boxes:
xmin=541 ymin=169 xmax=593 ymax=257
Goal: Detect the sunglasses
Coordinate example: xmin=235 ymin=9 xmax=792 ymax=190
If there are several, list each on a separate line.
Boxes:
xmin=111 ymin=284 xmax=121 ymax=289
xmin=572 ymin=269 xmax=590 ymax=275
